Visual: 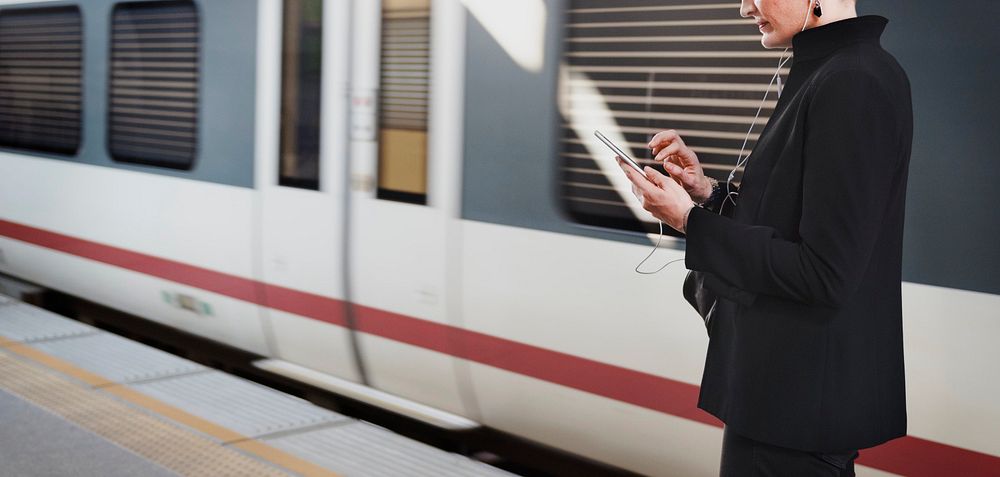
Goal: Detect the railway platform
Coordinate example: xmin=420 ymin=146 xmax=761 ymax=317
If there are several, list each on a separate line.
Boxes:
xmin=0 ymin=293 xmax=518 ymax=477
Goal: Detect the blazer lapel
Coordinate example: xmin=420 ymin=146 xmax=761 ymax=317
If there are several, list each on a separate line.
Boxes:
xmin=735 ymin=88 xmax=804 ymax=224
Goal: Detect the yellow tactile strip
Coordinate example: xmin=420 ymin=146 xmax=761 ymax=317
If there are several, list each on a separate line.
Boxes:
xmin=0 ymin=336 xmax=341 ymax=477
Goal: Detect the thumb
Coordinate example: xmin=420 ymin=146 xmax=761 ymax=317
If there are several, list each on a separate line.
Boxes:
xmin=643 ymin=166 xmax=670 ymax=188
xmin=653 ymin=169 xmax=687 ymax=193
xmin=664 ymin=162 xmax=686 ymax=176
xmin=662 ymin=162 xmax=685 ymax=184
xmin=664 ymin=162 xmax=699 ymax=188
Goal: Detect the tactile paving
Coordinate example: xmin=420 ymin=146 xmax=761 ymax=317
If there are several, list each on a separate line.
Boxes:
xmin=263 ymin=420 xmax=519 ymax=477
xmin=0 ymin=299 xmax=99 ymax=343
xmin=0 ymin=295 xmax=519 ymax=476
xmin=126 ymin=370 xmax=348 ymax=440
xmin=0 ymin=352 xmax=291 ymax=477
xmin=29 ymin=332 xmax=205 ymax=384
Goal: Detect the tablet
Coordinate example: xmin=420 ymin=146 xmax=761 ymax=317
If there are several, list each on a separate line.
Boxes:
xmin=594 ymin=130 xmax=647 ymax=177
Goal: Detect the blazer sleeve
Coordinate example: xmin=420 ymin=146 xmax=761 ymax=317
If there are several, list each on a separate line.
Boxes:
xmin=684 ymin=69 xmax=902 ymax=308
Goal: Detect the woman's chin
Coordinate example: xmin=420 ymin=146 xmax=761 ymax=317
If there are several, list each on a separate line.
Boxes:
xmin=760 ymin=34 xmax=791 ymax=50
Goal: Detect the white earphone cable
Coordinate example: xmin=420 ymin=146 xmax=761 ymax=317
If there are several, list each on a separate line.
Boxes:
xmin=635 ymin=70 xmax=683 ymax=274
xmin=634 ymin=0 xmax=815 ymax=273
xmin=720 ymin=0 xmax=815 ymax=216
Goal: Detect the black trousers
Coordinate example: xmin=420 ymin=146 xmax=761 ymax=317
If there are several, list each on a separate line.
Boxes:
xmin=720 ymin=426 xmax=860 ymax=477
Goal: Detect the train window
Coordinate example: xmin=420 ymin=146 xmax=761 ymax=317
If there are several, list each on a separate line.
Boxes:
xmin=0 ymin=6 xmax=83 ymax=156
xmin=279 ymin=0 xmax=322 ymax=190
xmin=108 ymin=0 xmax=199 ymax=170
xmin=559 ymin=1 xmax=778 ymax=235
xmin=377 ymin=0 xmax=430 ymax=205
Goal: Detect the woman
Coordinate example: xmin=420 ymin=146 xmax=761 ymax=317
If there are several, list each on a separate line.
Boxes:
xmin=619 ymin=1 xmax=911 ymax=476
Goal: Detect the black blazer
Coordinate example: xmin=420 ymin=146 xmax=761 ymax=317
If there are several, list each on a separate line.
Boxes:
xmin=683 ymin=16 xmax=911 ymax=453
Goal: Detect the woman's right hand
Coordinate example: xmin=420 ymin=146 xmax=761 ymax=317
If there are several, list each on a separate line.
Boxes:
xmin=648 ymin=130 xmax=713 ymax=203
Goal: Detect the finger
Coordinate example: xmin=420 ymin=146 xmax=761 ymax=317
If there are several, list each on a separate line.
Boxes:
xmin=651 ymin=139 xmax=675 ymax=156
xmin=628 ymin=167 xmax=658 ymax=195
xmin=651 ymin=138 xmax=676 ymax=156
xmin=662 ymin=160 xmax=688 ymax=179
xmin=619 ymin=158 xmax=640 ymax=183
xmin=651 ymin=130 xmax=684 ymax=153
xmin=648 ymin=129 xmax=677 ymax=147
xmin=663 ymin=161 xmax=685 ymax=186
xmin=664 ymin=156 xmax=686 ymax=178
xmin=643 ymin=166 xmax=671 ymax=189
xmin=663 ymin=161 xmax=685 ymax=178
xmin=663 ymin=161 xmax=702 ymax=189
xmin=655 ymin=143 xmax=682 ymax=163
xmin=661 ymin=175 xmax=691 ymax=197
xmin=650 ymin=165 xmax=694 ymax=198
xmin=648 ymin=129 xmax=678 ymax=151
xmin=616 ymin=156 xmax=633 ymax=176
xmin=665 ymin=153 xmax=684 ymax=168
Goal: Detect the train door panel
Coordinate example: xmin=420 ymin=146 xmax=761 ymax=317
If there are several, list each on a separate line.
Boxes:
xmin=347 ymin=0 xmax=475 ymax=418
xmin=256 ymin=0 xmax=360 ymax=382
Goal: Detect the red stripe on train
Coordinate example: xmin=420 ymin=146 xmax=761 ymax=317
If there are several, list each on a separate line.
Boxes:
xmin=1 ymin=218 xmax=997 ymax=476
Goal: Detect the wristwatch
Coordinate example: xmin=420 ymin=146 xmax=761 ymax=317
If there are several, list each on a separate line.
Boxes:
xmin=695 ymin=177 xmax=722 ymax=207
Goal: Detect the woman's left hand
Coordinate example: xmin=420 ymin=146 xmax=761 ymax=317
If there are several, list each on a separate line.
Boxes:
xmin=617 ymin=157 xmax=696 ymax=234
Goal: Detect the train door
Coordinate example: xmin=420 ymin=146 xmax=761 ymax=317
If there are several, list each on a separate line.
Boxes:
xmin=255 ymin=0 xmax=360 ymax=382
xmin=346 ymin=0 xmax=477 ymax=420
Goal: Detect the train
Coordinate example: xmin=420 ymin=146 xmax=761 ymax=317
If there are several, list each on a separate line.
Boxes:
xmin=1 ymin=0 xmax=998 ymax=475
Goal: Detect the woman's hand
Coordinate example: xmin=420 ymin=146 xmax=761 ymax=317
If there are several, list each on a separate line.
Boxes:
xmin=617 ymin=157 xmax=695 ymax=234
xmin=648 ymin=130 xmax=713 ymax=203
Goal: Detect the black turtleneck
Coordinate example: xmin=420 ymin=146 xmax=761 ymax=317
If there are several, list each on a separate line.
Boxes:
xmin=682 ymin=15 xmax=913 ymax=452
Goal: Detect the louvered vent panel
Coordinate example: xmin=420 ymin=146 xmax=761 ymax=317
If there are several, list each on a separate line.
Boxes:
xmin=0 ymin=6 xmax=82 ymax=155
xmin=109 ymin=0 xmax=199 ymax=169
xmin=380 ymin=7 xmax=430 ymax=130
xmin=560 ymin=1 xmax=784 ymax=233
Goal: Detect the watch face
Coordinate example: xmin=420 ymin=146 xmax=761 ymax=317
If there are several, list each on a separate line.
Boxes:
xmin=706 ymin=179 xmax=724 ymax=206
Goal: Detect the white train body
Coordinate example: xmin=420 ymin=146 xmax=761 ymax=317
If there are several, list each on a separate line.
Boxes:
xmin=0 ymin=1 xmax=998 ymax=476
